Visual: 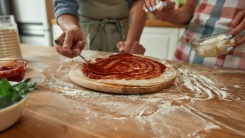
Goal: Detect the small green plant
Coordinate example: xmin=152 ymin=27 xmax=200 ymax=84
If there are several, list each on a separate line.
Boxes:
xmin=0 ymin=78 xmax=36 ymax=109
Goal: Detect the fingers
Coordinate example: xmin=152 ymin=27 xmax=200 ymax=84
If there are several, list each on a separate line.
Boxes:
xmin=227 ymin=10 xmax=245 ymax=47
xmin=73 ymin=41 xmax=85 ymax=55
xmin=63 ymin=30 xmax=76 ymax=55
xmin=118 ymin=41 xmax=145 ymax=55
xmin=233 ymin=35 xmax=245 ymax=47
xmin=117 ymin=41 xmax=125 ymax=53
xmin=143 ymin=4 xmax=149 ymax=13
xmin=228 ymin=19 xmax=245 ymax=39
xmin=229 ymin=10 xmax=245 ymax=30
xmin=228 ymin=10 xmax=245 ymax=39
xmin=56 ymin=32 xmax=65 ymax=43
xmin=54 ymin=32 xmax=69 ymax=56
xmin=54 ymin=31 xmax=85 ymax=58
xmin=129 ymin=42 xmax=146 ymax=55
xmin=58 ymin=41 xmax=85 ymax=58
xmin=155 ymin=1 xmax=168 ymax=11
xmin=144 ymin=0 xmax=157 ymax=12
xmin=143 ymin=0 xmax=170 ymax=13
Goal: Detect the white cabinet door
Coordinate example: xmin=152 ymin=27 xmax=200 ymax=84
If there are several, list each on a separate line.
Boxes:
xmin=140 ymin=27 xmax=180 ymax=60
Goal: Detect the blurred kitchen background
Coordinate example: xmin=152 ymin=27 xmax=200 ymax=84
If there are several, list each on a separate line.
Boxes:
xmin=0 ymin=0 xmax=186 ymax=60
xmin=0 ymin=0 xmax=55 ymax=47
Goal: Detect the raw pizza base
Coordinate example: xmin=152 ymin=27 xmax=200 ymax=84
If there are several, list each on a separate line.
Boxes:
xmin=69 ymin=58 xmax=176 ymax=94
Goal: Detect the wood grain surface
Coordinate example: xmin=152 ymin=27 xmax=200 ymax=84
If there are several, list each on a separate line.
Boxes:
xmin=1 ymin=45 xmax=245 ymax=138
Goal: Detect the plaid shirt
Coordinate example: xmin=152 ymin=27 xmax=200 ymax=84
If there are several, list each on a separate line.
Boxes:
xmin=174 ymin=0 xmax=245 ymax=70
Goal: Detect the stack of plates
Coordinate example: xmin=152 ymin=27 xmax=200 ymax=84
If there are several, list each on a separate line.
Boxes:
xmin=0 ymin=28 xmax=22 ymax=59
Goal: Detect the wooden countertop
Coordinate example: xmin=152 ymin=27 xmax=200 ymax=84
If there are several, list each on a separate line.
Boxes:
xmin=1 ymin=44 xmax=245 ymax=137
xmin=145 ymin=20 xmax=186 ymax=28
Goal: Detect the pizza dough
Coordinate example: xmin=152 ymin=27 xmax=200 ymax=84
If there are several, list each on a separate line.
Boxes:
xmin=69 ymin=54 xmax=176 ymax=94
xmin=196 ymin=34 xmax=235 ymax=56
xmin=82 ymin=54 xmax=166 ymax=80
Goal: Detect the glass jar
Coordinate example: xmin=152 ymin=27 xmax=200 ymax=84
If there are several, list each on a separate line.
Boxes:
xmin=0 ymin=15 xmax=22 ymax=59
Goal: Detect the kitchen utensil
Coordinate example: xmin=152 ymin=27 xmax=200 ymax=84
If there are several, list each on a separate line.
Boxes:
xmin=54 ymin=40 xmax=89 ymax=64
xmin=54 ymin=40 xmax=109 ymax=75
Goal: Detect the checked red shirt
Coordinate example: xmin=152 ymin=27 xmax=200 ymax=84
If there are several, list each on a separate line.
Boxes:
xmin=174 ymin=0 xmax=245 ymax=70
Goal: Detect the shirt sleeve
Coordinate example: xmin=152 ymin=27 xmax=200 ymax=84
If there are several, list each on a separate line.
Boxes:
xmin=128 ymin=0 xmax=132 ymax=8
xmin=53 ymin=0 xmax=79 ymax=20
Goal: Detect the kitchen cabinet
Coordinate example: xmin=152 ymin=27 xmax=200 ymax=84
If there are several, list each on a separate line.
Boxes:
xmin=10 ymin=0 xmax=53 ymax=46
xmin=140 ymin=27 xmax=185 ymax=60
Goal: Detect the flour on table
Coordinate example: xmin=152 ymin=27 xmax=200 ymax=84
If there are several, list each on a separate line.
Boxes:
xmin=176 ymin=68 xmax=229 ymax=101
xmin=40 ymin=60 xmax=245 ymax=137
xmin=234 ymin=85 xmax=241 ymax=88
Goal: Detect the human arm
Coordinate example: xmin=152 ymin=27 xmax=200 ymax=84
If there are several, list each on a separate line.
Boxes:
xmin=143 ymin=0 xmax=195 ymax=25
xmin=53 ymin=0 xmax=85 ymax=58
xmin=117 ymin=0 xmax=146 ymax=55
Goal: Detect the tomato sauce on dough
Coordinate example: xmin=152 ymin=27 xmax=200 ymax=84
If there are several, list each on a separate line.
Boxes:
xmin=82 ymin=54 xmax=166 ymax=80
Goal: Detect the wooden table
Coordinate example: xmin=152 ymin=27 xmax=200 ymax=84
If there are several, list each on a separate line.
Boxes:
xmin=1 ymin=45 xmax=245 ymax=138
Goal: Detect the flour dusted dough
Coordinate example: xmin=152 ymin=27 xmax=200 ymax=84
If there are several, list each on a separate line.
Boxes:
xmin=197 ymin=34 xmax=235 ymax=56
xmin=70 ymin=62 xmax=176 ymax=87
xmin=69 ymin=55 xmax=177 ymax=94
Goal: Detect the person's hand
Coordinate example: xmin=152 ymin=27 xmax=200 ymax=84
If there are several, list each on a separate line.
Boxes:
xmin=54 ymin=27 xmax=85 ymax=58
xmin=143 ymin=0 xmax=176 ymax=22
xmin=227 ymin=9 xmax=245 ymax=48
xmin=117 ymin=41 xmax=145 ymax=55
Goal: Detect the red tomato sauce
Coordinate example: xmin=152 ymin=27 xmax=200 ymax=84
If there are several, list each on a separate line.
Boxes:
xmin=82 ymin=54 xmax=166 ymax=80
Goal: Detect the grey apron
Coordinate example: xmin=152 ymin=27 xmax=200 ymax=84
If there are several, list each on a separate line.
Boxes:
xmin=77 ymin=0 xmax=130 ymax=52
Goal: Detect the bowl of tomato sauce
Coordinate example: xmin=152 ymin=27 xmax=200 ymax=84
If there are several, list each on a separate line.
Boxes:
xmin=0 ymin=59 xmax=27 ymax=82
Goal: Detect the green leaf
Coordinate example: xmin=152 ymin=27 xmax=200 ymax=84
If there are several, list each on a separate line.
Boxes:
xmin=0 ymin=78 xmax=12 ymax=95
xmin=0 ymin=78 xmax=36 ymax=110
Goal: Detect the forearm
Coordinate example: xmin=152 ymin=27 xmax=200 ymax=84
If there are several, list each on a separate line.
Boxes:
xmin=126 ymin=0 xmax=147 ymax=42
xmin=169 ymin=0 xmax=195 ymax=25
xmin=57 ymin=14 xmax=80 ymax=31
xmin=54 ymin=0 xmax=80 ymax=31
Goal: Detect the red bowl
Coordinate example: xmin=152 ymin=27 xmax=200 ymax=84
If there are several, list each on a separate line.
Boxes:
xmin=0 ymin=59 xmax=27 ymax=82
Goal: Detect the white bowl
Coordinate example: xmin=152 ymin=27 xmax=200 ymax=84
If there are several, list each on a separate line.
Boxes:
xmin=0 ymin=94 xmax=29 ymax=132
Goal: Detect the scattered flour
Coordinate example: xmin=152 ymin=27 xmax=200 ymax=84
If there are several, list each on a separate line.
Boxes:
xmin=176 ymin=68 xmax=229 ymax=101
xmin=40 ymin=62 xmax=244 ymax=137
xmin=234 ymin=85 xmax=241 ymax=88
